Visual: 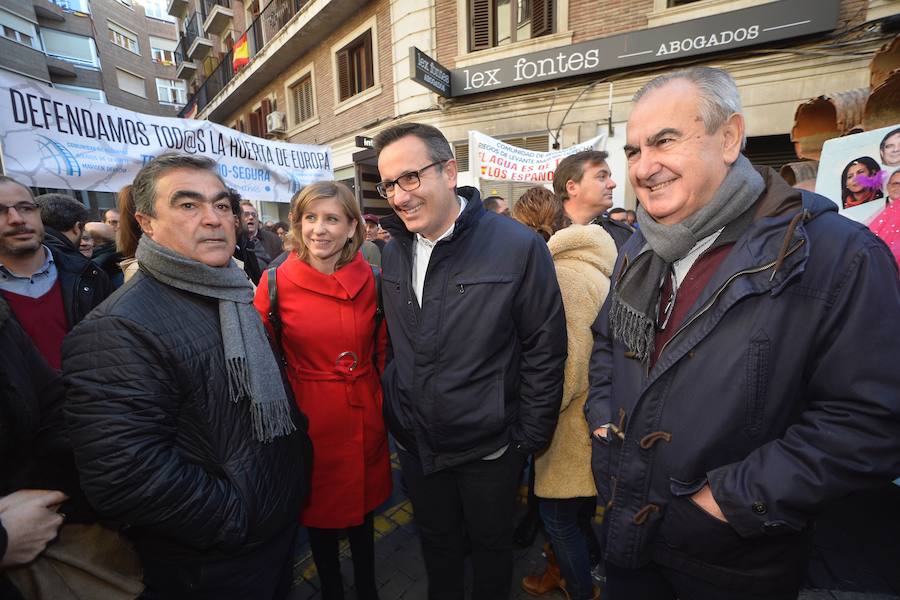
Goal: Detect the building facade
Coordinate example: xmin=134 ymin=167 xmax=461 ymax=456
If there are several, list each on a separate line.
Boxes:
xmin=176 ymin=0 xmax=898 ymax=222
xmin=1 ymin=0 xmax=185 ymax=212
xmin=1 ymin=0 xmax=184 ymax=114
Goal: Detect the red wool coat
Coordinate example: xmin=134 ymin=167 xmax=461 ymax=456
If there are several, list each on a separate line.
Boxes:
xmin=254 ymin=252 xmax=391 ymax=528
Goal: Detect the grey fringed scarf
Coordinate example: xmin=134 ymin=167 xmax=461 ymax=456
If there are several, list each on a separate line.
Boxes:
xmin=608 ymin=154 xmax=764 ymax=363
xmin=136 ymin=236 xmax=295 ymax=442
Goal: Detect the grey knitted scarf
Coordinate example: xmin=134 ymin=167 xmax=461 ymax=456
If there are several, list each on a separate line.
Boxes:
xmin=609 ymin=154 xmax=764 ymax=363
xmin=136 ymin=236 xmax=295 ymax=443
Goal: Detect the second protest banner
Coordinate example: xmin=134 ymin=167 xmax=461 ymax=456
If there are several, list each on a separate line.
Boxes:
xmin=468 ymin=131 xmax=606 ymax=184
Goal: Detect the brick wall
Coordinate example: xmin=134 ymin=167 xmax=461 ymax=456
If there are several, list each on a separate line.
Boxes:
xmin=436 ymin=0 xmax=867 ymax=66
xmin=435 ymin=0 xmax=457 ymax=67
xmin=220 ymin=0 xmax=395 ymax=146
xmin=570 ymin=0 xmax=652 ymax=44
xmin=92 ymin=0 xmax=181 ymax=115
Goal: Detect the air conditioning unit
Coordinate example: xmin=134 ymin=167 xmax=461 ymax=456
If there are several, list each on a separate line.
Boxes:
xmin=266 ymin=111 xmax=286 ymax=135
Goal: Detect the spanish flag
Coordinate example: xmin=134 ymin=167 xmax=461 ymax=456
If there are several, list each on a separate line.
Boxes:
xmin=232 ymin=33 xmax=249 ymax=72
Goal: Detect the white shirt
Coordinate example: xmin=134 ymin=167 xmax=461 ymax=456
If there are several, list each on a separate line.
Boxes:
xmin=411 ymin=196 xmax=466 ymax=306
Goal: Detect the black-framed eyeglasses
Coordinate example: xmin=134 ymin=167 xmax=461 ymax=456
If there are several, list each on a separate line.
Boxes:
xmin=0 ymin=201 xmax=39 ymax=218
xmin=376 ymin=161 xmax=446 ymax=199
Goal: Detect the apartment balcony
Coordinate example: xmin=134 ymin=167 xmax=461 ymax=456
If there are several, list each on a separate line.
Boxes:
xmin=181 ymin=0 xmax=367 ymax=121
xmin=33 ymin=0 xmax=66 ymax=22
xmin=202 ymin=0 xmax=233 ymax=37
xmin=185 ymin=12 xmax=213 ymax=60
xmin=175 ymin=43 xmax=198 ymax=79
xmin=46 ymin=55 xmax=77 ymax=77
xmin=167 ymin=0 xmax=189 ymax=18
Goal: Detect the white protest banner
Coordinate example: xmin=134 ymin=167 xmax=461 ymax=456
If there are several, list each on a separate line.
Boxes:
xmin=815 ymin=123 xmax=900 ymax=224
xmin=468 ymin=131 xmax=606 ymax=184
xmin=0 ymin=70 xmax=332 ymax=202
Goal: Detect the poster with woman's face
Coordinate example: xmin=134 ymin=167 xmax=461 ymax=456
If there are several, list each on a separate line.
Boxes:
xmin=816 ymin=124 xmax=900 ymax=224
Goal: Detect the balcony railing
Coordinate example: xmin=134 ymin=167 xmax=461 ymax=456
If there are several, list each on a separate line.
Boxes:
xmin=183 ymin=11 xmax=203 ymax=51
xmin=179 ymin=0 xmax=310 ymax=117
xmin=201 ymin=0 xmax=230 ymax=15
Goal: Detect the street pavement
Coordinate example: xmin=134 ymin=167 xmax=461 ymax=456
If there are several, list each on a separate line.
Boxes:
xmin=286 ymin=448 xmax=900 ymax=600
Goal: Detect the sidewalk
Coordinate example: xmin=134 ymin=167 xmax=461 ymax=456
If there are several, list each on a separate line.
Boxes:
xmin=286 ymin=451 xmax=900 ymax=600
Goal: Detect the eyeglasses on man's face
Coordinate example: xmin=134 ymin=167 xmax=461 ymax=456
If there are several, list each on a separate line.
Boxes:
xmin=376 ymin=161 xmax=446 ymax=199
xmin=0 ymin=201 xmax=39 ymax=218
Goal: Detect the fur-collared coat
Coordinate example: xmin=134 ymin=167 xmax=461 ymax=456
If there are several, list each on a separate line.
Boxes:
xmin=534 ymin=224 xmax=616 ymax=499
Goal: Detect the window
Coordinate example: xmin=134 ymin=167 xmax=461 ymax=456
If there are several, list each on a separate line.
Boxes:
xmin=336 ymin=30 xmax=374 ymax=102
xmin=453 ymin=143 xmax=469 ymax=172
xmin=0 ymin=10 xmax=39 ymax=49
xmin=42 ymin=29 xmax=99 ymax=66
xmin=143 ymin=0 xmax=176 ymax=22
xmin=116 ymin=68 xmax=146 ymax=97
xmin=50 ymin=0 xmax=90 ymax=12
xmin=469 ymin=0 xmax=553 ymax=51
xmin=290 ymin=74 xmax=314 ymax=125
xmin=109 ymin=21 xmax=139 ymax=54
xmin=54 ymin=84 xmax=106 ymax=103
xmin=156 ymin=77 xmax=186 ymax=105
xmin=149 ymin=36 xmax=177 ymax=64
xmin=249 ymin=100 xmax=273 ymax=137
xmin=116 ymin=0 xmax=133 ymax=7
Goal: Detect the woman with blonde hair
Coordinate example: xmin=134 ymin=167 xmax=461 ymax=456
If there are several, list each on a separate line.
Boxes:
xmin=253 ymin=181 xmax=391 ymax=600
xmin=513 ymin=186 xmax=617 ymax=600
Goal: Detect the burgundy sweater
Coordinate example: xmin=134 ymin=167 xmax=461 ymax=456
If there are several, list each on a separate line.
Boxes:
xmin=2 ymin=280 xmax=68 ymax=370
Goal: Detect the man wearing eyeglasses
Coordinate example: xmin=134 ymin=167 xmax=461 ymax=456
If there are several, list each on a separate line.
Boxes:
xmin=0 ymin=177 xmax=110 ymax=370
xmin=374 ymin=123 xmax=567 ymax=600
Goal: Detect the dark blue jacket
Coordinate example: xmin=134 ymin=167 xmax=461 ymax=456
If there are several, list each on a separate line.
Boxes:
xmin=380 ymin=187 xmax=567 ymax=475
xmin=585 ymin=169 xmax=900 ymax=591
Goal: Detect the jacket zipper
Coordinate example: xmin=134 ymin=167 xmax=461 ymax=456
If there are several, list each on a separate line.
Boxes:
xmin=655 ymin=239 xmax=805 ymax=363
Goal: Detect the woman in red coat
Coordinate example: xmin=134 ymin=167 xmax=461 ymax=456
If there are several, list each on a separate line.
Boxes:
xmin=254 ymin=181 xmax=391 ymax=600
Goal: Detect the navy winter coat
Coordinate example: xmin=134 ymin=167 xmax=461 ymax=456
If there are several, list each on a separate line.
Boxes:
xmin=380 ymin=187 xmax=568 ymax=474
xmin=585 ymin=169 xmax=900 ymax=592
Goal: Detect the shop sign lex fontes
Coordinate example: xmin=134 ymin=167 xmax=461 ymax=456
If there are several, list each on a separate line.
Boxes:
xmin=410 ymin=0 xmax=840 ymax=98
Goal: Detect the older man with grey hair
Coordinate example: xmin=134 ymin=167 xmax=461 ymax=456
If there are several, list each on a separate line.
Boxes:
xmin=585 ymin=67 xmax=900 ymax=599
xmin=62 ymin=153 xmax=311 ymax=599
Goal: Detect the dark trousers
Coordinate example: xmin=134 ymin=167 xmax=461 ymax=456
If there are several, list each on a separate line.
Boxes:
xmin=605 ymin=561 xmax=800 ymax=600
xmin=397 ymin=447 xmax=526 ymax=600
xmin=307 ymin=512 xmax=378 ymax=600
xmin=139 ymin=525 xmax=296 ymax=600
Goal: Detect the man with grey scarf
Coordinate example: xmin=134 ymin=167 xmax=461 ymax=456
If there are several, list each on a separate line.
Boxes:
xmin=585 ymin=68 xmax=900 ymax=599
xmin=62 ymin=153 xmax=311 ymax=599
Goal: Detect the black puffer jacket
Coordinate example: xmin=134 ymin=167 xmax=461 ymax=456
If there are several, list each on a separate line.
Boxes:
xmin=62 ymin=270 xmax=310 ymax=562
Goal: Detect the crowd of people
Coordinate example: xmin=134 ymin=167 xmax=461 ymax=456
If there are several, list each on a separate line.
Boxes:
xmin=1 ymin=66 xmax=899 ymax=600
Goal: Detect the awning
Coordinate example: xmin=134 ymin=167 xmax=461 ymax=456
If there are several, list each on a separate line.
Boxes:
xmin=791 ymin=88 xmax=869 ymax=160
xmin=790 ymin=34 xmax=899 ymax=160
xmin=863 ymin=68 xmax=900 ymax=131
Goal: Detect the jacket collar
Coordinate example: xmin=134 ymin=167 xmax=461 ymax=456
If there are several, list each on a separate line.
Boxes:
xmin=380 ymin=186 xmax=485 ymax=246
xmin=279 ymin=251 xmax=371 ymax=300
